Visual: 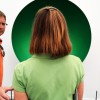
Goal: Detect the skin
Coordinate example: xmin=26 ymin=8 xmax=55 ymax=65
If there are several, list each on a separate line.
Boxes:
xmin=0 ymin=87 xmax=13 ymax=100
xmin=14 ymin=90 xmax=28 ymax=100
xmin=77 ymin=82 xmax=84 ymax=100
xmin=0 ymin=16 xmax=6 ymax=36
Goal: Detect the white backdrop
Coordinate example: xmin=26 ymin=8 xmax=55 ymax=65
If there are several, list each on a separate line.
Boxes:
xmin=0 ymin=0 xmax=100 ymax=99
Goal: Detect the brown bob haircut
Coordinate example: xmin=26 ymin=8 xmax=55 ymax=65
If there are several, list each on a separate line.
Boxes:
xmin=30 ymin=6 xmax=72 ymax=58
xmin=0 ymin=11 xmax=6 ymax=20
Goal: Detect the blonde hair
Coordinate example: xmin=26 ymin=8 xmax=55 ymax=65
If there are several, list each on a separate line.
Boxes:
xmin=0 ymin=11 xmax=6 ymax=20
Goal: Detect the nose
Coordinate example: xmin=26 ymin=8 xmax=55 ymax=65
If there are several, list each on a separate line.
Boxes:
xmin=0 ymin=23 xmax=6 ymax=27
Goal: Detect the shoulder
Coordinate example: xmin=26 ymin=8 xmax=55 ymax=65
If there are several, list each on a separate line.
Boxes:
xmin=64 ymin=55 xmax=84 ymax=69
xmin=65 ymin=54 xmax=82 ymax=62
xmin=68 ymin=55 xmax=84 ymax=76
xmin=68 ymin=55 xmax=84 ymax=73
xmin=14 ymin=57 xmax=33 ymax=71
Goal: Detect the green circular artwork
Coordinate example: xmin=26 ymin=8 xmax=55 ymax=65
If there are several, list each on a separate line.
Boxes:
xmin=12 ymin=0 xmax=91 ymax=62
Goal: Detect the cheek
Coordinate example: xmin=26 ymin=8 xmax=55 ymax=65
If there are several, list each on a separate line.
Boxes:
xmin=0 ymin=26 xmax=5 ymax=29
xmin=4 ymin=27 xmax=5 ymax=30
xmin=0 ymin=27 xmax=5 ymax=33
xmin=2 ymin=27 xmax=5 ymax=31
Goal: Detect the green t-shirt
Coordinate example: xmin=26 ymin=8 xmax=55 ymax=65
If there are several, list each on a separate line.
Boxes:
xmin=12 ymin=54 xmax=84 ymax=100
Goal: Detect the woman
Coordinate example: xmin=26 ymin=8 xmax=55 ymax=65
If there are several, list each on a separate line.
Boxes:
xmin=0 ymin=11 xmax=13 ymax=100
xmin=12 ymin=6 xmax=84 ymax=100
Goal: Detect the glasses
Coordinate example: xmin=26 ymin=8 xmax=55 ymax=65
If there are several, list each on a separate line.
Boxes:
xmin=0 ymin=22 xmax=8 ymax=26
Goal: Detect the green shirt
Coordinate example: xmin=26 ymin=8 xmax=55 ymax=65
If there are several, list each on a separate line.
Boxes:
xmin=12 ymin=54 xmax=84 ymax=100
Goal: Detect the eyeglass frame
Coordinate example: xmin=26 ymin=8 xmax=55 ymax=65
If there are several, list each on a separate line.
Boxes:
xmin=0 ymin=22 xmax=8 ymax=26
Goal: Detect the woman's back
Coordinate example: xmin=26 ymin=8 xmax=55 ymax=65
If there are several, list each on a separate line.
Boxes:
xmin=13 ymin=54 xmax=84 ymax=100
xmin=12 ymin=6 xmax=84 ymax=100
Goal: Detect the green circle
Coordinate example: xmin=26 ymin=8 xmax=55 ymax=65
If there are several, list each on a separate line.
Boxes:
xmin=12 ymin=0 xmax=91 ymax=62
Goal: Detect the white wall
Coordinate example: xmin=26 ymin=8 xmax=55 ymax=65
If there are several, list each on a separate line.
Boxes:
xmin=71 ymin=0 xmax=100 ymax=99
xmin=0 ymin=0 xmax=100 ymax=99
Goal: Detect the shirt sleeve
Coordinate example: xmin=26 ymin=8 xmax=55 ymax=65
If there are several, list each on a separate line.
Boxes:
xmin=12 ymin=63 xmax=26 ymax=92
xmin=78 ymin=58 xmax=84 ymax=83
xmin=76 ymin=58 xmax=84 ymax=87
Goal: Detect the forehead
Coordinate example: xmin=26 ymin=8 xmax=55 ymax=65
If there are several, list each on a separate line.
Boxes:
xmin=0 ymin=16 xmax=6 ymax=22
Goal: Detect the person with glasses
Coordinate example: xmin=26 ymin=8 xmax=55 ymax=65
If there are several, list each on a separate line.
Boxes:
xmin=0 ymin=10 xmax=13 ymax=100
xmin=12 ymin=6 xmax=84 ymax=100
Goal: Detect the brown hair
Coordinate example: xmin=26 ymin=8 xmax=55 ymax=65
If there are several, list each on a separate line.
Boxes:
xmin=0 ymin=11 xmax=6 ymax=20
xmin=30 ymin=6 xmax=72 ymax=57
